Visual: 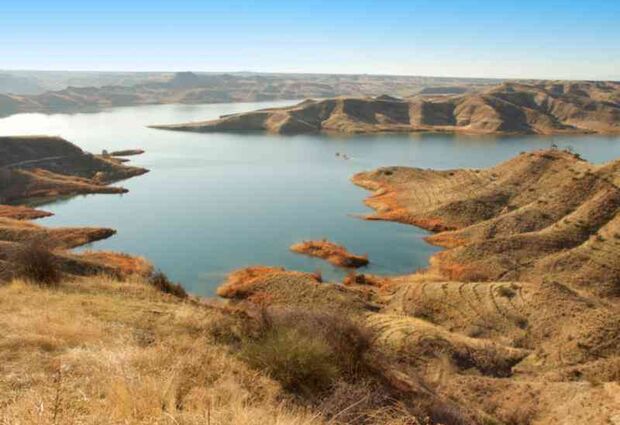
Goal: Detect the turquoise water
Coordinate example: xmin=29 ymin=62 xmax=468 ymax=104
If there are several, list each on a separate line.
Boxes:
xmin=1 ymin=102 xmax=619 ymax=295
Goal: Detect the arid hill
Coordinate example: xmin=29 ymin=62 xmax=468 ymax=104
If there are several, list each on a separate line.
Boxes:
xmin=152 ymin=81 xmax=620 ymax=135
xmin=216 ymin=149 xmax=620 ymax=424
xmin=352 ymin=149 xmax=620 ymax=297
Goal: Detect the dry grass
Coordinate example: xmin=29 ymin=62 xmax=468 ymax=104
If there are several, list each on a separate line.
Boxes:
xmin=0 ymin=277 xmax=324 ymax=425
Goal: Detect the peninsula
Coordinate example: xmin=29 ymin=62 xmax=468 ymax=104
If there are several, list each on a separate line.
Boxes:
xmin=151 ymin=81 xmax=620 ymax=135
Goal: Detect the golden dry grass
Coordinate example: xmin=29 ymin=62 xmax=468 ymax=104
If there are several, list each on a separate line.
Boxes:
xmin=0 ymin=277 xmax=325 ymax=425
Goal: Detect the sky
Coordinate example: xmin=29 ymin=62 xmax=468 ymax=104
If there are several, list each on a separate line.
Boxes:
xmin=1 ymin=0 xmax=619 ymax=80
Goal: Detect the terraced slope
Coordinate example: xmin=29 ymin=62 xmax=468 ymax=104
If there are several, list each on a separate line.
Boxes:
xmin=353 ymin=149 xmax=620 ymax=296
xmin=152 ymin=81 xmax=620 ymax=135
xmin=218 ymin=149 xmax=620 ymax=425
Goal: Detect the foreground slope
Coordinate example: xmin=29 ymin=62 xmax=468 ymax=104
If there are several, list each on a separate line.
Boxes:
xmin=217 ymin=149 xmax=620 ymax=425
xmin=0 ymin=278 xmax=325 ymax=425
xmin=152 ymin=81 xmax=620 ymax=135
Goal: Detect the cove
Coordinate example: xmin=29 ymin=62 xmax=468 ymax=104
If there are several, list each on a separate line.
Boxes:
xmin=1 ymin=101 xmax=619 ymax=295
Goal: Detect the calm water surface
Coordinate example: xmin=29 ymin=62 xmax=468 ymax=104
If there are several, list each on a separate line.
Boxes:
xmin=1 ymin=102 xmax=619 ymax=295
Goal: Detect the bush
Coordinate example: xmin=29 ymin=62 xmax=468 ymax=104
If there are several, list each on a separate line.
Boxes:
xmin=239 ymin=308 xmax=373 ymax=396
xmin=8 ymin=238 xmax=61 ymax=286
xmin=149 ymin=271 xmax=187 ymax=298
xmin=496 ymin=286 xmax=517 ymax=299
xmin=242 ymin=326 xmax=338 ymax=394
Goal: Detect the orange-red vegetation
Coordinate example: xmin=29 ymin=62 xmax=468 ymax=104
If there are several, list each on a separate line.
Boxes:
xmin=217 ymin=266 xmax=287 ymax=298
xmin=290 ymin=239 xmax=369 ymax=268
xmin=78 ymin=251 xmax=153 ymax=276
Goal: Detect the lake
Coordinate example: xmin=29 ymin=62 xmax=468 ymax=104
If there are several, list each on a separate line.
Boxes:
xmin=1 ymin=101 xmax=619 ymax=295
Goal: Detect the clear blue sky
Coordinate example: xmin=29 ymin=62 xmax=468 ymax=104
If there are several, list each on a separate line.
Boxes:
xmin=2 ymin=0 xmax=619 ymax=80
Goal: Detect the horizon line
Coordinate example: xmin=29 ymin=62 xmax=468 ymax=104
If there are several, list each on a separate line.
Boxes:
xmin=1 ymin=68 xmax=619 ymax=83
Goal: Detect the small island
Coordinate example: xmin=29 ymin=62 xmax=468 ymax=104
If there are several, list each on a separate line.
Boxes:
xmin=290 ymin=239 xmax=369 ymax=268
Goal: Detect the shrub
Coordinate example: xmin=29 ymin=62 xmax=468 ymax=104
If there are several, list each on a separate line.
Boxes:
xmin=239 ymin=308 xmax=373 ymax=396
xmin=242 ymin=325 xmax=338 ymax=394
xmin=149 ymin=271 xmax=187 ymax=298
xmin=8 ymin=238 xmax=61 ymax=286
xmin=496 ymin=286 xmax=516 ymax=299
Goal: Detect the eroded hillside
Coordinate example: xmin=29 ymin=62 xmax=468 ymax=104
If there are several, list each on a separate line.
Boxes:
xmin=152 ymin=81 xmax=620 ymax=135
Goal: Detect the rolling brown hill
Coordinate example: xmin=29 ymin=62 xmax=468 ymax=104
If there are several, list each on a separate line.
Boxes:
xmin=152 ymin=81 xmax=620 ymax=135
xmin=352 ymin=149 xmax=620 ymax=297
xmin=216 ymin=149 xmax=620 ymax=424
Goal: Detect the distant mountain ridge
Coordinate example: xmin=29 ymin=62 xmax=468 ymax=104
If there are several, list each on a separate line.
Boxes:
xmin=152 ymin=81 xmax=620 ymax=135
xmin=0 ymin=71 xmax=499 ymax=117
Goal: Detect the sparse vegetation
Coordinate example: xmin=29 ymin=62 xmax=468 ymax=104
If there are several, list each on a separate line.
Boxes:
xmin=0 ymin=277 xmax=325 ymax=425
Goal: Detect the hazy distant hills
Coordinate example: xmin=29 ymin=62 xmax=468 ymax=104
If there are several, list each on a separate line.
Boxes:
xmin=0 ymin=70 xmax=170 ymax=95
xmin=0 ymin=71 xmax=499 ymax=117
xmin=153 ymin=81 xmax=620 ymax=135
